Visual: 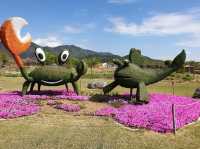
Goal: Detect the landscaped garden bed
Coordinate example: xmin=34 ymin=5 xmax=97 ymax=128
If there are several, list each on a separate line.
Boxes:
xmin=0 ymin=90 xmax=89 ymax=119
xmin=0 ymin=89 xmax=200 ymax=133
xmin=0 ymin=92 xmax=39 ymax=119
xmin=95 ymin=93 xmax=200 ymax=133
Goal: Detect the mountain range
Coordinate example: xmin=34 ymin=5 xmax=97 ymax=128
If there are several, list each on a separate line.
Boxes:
xmin=0 ymin=42 xmax=120 ymax=62
xmin=0 ymin=42 xmax=166 ymax=67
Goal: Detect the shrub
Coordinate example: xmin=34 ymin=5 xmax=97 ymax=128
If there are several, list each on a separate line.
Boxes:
xmin=182 ymin=74 xmax=193 ymax=81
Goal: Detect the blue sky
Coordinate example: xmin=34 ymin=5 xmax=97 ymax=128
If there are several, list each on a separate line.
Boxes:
xmin=0 ymin=0 xmax=200 ymax=60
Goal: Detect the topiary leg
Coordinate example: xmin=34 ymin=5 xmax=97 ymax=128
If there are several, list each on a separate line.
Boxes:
xmin=72 ymin=82 xmax=79 ymax=95
xmin=22 ymin=81 xmax=30 ymax=96
xmin=29 ymin=82 xmax=35 ymax=92
xmin=130 ymin=88 xmax=133 ymax=99
xmin=103 ymin=81 xmax=118 ymax=95
xmin=38 ymin=83 xmax=41 ymax=91
xmin=135 ymin=82 xmax=148 ymax=103
xmin=65 ymin=83 xmax=69 ymax=92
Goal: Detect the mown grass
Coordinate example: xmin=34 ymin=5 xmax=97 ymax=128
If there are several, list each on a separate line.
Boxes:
xmin=0 ymin=76 xmax=199 ymax=149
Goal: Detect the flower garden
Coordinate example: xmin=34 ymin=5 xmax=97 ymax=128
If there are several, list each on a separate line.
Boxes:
xmin=0 ymin=89 xmax=200 ymax=133
xmin=0 ymin=90 xmax=89 ymax=119
xmin=96 ymin=93 xmax=200 ymax=133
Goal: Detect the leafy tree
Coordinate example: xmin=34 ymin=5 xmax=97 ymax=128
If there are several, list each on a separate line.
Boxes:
xmin=85 ymin=57 xmax=100 ymax=76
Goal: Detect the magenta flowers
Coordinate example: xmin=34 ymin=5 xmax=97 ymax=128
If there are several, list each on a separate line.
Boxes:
xmin=0 ymin=89 xmax=88 ymax=119
xmin=0 ymin=92 xmax=39 ymax=119
xmin=22 ymin=90 xmax=89 ymax=101
xmin=95 ymin=93 xmax=200 ymax=133
xmin=55 ymin=104 xmax=80 ymax=112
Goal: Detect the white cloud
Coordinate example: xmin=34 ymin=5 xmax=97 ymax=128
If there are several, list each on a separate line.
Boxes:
xmin=105 ymin=9 xmax=200 ymax=48
xmin=64 ymin=25 xmax=82 ymax=34
xmin=106 ymin=12 xmax=200 ymax=36
xmin=34 ymin=36 xmax=63 ymax=47
xmin=108 ymin=0 xmax=137 ymax=4
xmin=176 ymin=34 xmax=200 ymax=48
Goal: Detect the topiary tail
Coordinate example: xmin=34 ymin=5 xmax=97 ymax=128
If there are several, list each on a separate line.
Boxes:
xmin=171 ymin=50 xmax=186 ymax=69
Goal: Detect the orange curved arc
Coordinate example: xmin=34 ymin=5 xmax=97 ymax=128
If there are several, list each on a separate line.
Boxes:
xmin=1 ymin=20 xmax=31 ymax=68
xmin=1 ymin=21 xmax=31 ymax=55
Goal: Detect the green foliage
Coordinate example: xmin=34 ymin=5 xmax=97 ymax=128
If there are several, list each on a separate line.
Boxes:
xmin=104 ymin=49 xmax=186 ymax=104
xmin=0 ymin=52 xmax=9 ymax=66
xmin=67 ymin=57 xmax=79 ymax=68
xmin=129 ymin=48 xmax=144 ymax=65
xmin=84 ymin=72 xmax=113 ymax=79
xmin=182 ymin=74 xmax=193 ymax=81
xmin=44 ymin=50 xmax=57 ymax=65
xmin=171 ymin=50 xmax=186 ymax=68
xmin=85 ymin=57 xmax=100 ymax=68
xmin=125 ymin=48 xmax=167 ymax=68
xmin=164 ymin=60 xmax=172 ymax=66
xmin=85 ymin=57 xmax=101 ymax=76
xmin=22 ymin=60 xmax=87 ymax=95
xmin=176 ymin=65 xmax=185 ymax=73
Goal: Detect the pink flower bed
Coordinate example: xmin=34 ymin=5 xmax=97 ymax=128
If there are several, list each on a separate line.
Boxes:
xmin=0 ymin=90 xmax=88 ymax=119
xmin=0 ymin=92 xmax=39 ymax=119
xmin=95 ymin=93 xmax=200 ymax=133
xmin=14 ymin=90 xmax=89 ymax=101
xmin=55 ymin=104 xmax=80 ymax=112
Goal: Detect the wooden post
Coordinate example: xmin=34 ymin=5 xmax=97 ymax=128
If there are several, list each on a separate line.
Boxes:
xmin=172 ymin=81 xmax=175 ymax=95
xmin=172 ymin=104 xmax=176 ymax=134
xmin=80 ymin=80 xmax=82 ymax=93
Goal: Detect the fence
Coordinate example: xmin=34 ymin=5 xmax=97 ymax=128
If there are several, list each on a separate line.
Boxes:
xmin=172 ymin=101 xmax=200 ymax=134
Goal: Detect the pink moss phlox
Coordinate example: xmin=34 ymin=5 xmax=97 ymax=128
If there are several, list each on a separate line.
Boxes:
xmin=9 ymin=90 xmax=89 ymax=101
xmin=0 ymin=89 xmax=88 ymax=119
xmin=95 ymin=93 xmax=200 ymax=133
xmin=0 ymin=92 xmax=39 ymax=119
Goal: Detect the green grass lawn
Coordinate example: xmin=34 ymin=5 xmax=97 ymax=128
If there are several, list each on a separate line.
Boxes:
xmin=0 ymin=76 xmax=200 ymax=149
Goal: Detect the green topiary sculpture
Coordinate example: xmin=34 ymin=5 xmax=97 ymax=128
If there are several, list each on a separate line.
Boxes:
xmin=0 ymin=17 xmax=87 ymax=96
xmin=103 ymin=49 xmax=186 ymax=103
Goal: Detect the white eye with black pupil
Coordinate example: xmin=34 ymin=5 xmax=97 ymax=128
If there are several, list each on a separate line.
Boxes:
xmin=35 ymin=48 xmax=46 ymax=62
xmin=60 ymin=50 xmax=69 ymax=63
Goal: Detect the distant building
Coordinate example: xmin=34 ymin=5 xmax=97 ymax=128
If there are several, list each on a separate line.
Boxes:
xmin=184 ymin=65 xmax=200 ymax=74
xmin=184 ymin=65 xmax=194 ymax=73
xmin=101 ymin=63 xmax=117 ymax=69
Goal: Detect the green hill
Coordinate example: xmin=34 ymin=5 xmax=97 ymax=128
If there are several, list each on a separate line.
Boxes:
xmin=0 ymin=42 xmax=167 ymax=68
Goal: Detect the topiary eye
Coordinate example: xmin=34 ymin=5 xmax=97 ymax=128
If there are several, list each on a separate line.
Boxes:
xmin=58 ymin=49 xmax=69 ymax=64
xmin=35 ymin=48 xmax=46 ymax=63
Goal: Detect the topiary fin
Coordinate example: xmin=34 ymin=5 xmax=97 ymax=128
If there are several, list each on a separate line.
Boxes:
xmin=129 ymin=48 xmax=135 ymax=63
xmin=128 ymin=48 xmax=143 ymax=65
xmin=171 ymin=50 xmax=186 ymax=69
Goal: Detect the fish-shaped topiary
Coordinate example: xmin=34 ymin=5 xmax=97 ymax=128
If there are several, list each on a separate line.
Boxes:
xmin=103 ymin=48 xmax=186 ymax=104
